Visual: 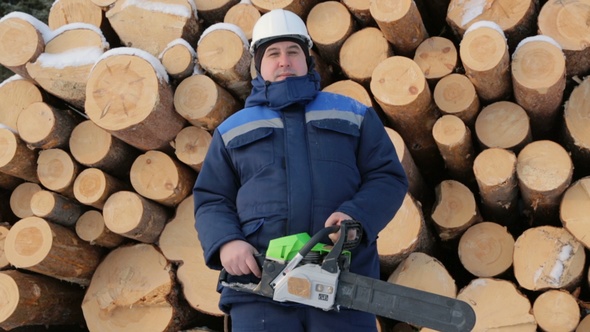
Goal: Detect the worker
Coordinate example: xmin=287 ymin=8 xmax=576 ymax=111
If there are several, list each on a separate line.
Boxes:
xmin=193 ymin=8 xmax=408 ymax=332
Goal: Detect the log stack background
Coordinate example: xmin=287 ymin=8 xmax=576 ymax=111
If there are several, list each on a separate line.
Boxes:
xmin=1 ymin=0 xmax=590 ymax=331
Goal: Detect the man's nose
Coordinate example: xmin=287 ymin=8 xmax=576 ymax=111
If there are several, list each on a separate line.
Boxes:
xmin=278 ymin=53 xmax=290 ymax=67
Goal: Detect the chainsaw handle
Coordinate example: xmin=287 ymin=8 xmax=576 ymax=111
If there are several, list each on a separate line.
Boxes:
xmin=322 ymin=220 xmax=362 ymax=273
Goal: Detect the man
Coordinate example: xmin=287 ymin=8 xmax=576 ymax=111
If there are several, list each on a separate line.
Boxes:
xmin=194 ymin=8 xmax=408 ymax=332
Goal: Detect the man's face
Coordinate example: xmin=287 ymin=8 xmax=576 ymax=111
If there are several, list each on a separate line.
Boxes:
xmin=259 ymin=41 xmax=308 ymax=82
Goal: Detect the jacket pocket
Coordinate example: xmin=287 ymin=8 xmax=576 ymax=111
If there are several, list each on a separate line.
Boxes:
xmin=309 ymin=120 xmax=359 ymax=168
xmin=226 ymin=127 xmax=275 ymax=179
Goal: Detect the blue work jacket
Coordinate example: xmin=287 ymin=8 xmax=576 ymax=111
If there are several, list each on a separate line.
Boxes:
xmin=193 ymin=71 xmax=408 ymax=312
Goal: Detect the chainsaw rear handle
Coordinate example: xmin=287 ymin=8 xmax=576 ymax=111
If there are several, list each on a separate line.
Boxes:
xmin=320 ymin=219 xmax=363 ymax=273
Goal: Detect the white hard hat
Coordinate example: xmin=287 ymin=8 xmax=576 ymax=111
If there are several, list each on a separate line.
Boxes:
xmin=249 ymin=9 xmax=313 ymax=55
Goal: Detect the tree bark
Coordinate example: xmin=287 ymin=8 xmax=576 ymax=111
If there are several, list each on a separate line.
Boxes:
xmin=159 ymin=195 xmax=224 ymax=317
xmin=81 ymin=243 xmax=197 ymax=332
xmin=533 ymin=289 xmax=580 ymax=332
xmin=85 ymin=49 xmax=187 ymax=152
xmin=458 ymin=221 xmax=514 ymax=278
xmin=457 ymin=278 xmax=537 ymax=331
xmin=433 ymin=73 xmax=480 ymax=129
xmin=472 ymin=148 xmax=519 ymax=225
xmin=73 ymin=167 xmax=130 ymax=209
xmin=413 ymin=36 xmax=458 ymax=87
xmin=106 ymin=0 xmax=201 ymax=57
xmin=17 ymin=101 xmax=84 ymax=150
xmin=537 ymin=0 xmax=590 ymax=77
xmin=474 ymin=101 xmax=532 ymax=153
xmin=0 ymin=173 xmax=23 ymax=191
xmin=9 ymin=182 xmax=42 ymax=219
xmin=0 ymin=128 xmax=39 ymax=183
xmin=75 ymin=210 xmax=125 ymax=249
xmin=102 ymin=190 xmax=171 ymax=243
xmin=369 ymin=0 xmax=428 ymax=57
xmin=197 ymin=24 xmax=252 ymax=101
xmin=431 ymin=179 xmax=482 ymax=241
xmin=511 ymin=35 xmax=566 ymax=140
xmin=36 ymin=148 xmax=82 ymax=199
xmin=4 ymin=216 xmax=104 ymax=286
xmin=0 ymin=270 xmax=85 ymax=330
xmin=560 ymin=176 xmax=590 ymax=249
xmin=69 ymin=120 xmax=140 ymax=179
xmin=516 ymin=140 xmax=573 ymax=226
xmin=0 ymin=13 xmax=47 ymax=80
xmin=173 ymin=73 xmax=240 ymax=131
xmin=172 ymin=126 xmax=212 ymax=172
xmin=459 ymin=22 xmax=512 ymax=103
xmin=30 ymin=189 xmax=88 ymax=227
xmin=129 ymin=150 xmax=197 ymax=208
xmin=513 ymin=225 xmax=585 ymax=291
xmin=306 ymin=1 xmax=355 ymax=64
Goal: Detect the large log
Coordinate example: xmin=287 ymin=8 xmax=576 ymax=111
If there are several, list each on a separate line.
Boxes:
xmin=306 ymin=1 xmax=355 ymax=64
xmin=457 ymin=278 xmax=537 ymax=331
xmin=532 ymin=289 xmax=580 ymax=332
xmin=340 ymin=27 xmax=392 ymax=88
xmin=36 ymin=148 xmax=83 ymax=199
xmin=159 ymin=195 xmax=223 ymax=317
xmin=432 ymin=73 xmax=480 ymax=129
xmin=193 ymin=0 xmax=240 ymax=25
xmin=73 ymin=167 xmax=130 ymax=209
xmin=84 ymin=48 xmax=187 ymax=152
xmin=172 ymin=126 xmax=212 ymax=172
xmin=431 ymin=179 xmax=482 ymax=241
xmin=562 ymin=76 xmax=590 ymax=177
xmin=0 ymin=270 xmax=85 ymax=330
xmin=4 ymin=216 xmax=104 ymax=286
xmin=413 ymin=36 xmax=458 ymax=87
xmin=81 ymin=243 xmax=197 ymax=332
xmin=75 ymin=210 xmax=125 ymax=249
xmin=322 ymin=79 xmax=373 ymax=107
xmin=9 ymin=182 xmax=42 ymax=219
xmin=48 ymin=0 xmax=119 ymax=45
xmin=474 ymin=101 xmax=531 ymax=153
xmin=223 ymin=1 xmax=261 ymax=40
xmin=340 ymin=0 xmax=375 ymax=27
xmin=513 ymin=225 xmax=585 ymax=291
xmin=30 ymin=189 xmax=88 ymax=227
xmin=0 ymin=76 xmax=45 ymax=133
xmin=159 ymin=38 xmax=196 ymax=83
xmin=560 ymin=176 xmax=590 ymax=249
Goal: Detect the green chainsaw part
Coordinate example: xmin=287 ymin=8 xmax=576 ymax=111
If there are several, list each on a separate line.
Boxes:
xmin=265 ymin=232 xmax=350 ymax=263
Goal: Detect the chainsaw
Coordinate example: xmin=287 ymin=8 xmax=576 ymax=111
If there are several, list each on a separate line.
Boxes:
xmin=219 ymin=220 xmax=476 ymax=332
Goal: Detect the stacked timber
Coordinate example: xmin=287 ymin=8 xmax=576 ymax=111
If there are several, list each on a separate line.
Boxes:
xmin=0 ymin=0 xmax=590 ymax=331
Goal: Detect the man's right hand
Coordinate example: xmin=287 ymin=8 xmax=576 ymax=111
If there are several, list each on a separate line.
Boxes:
xmin=219 ymin=240 xmax=262 ymax=278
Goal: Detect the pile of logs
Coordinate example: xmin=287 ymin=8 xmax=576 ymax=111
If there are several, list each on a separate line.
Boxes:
xmin=1 ymin=0 xmax=590 ymax=331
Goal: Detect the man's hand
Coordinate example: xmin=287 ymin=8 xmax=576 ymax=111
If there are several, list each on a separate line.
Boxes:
xmin=325 ymin=212 xmax=357 ymax=244
xmin=219 ymin=240 xmax=262 ymax=278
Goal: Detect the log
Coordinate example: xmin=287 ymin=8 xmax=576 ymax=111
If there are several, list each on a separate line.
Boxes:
xmin=377 ymin=194 xmax=434 ymax=278
xmin=75 ymin=210 xmax=125 ymax=249
xmin=578 ymin=315 xmax=590 ymax=332
xmin=513 ymin=225 xmax=585 ymax=291
xmin=159 ymin=38 xmax=196 ymax=83
xmin=16 ymin=101 xmax=84 ymax=150
xmin=69 ymin=120 xmax=140 ymax=179
xmin=340 ymin=27 xmax=392 ymax=88
xmin=197 ymin=23 xmax=252 ymax=101
xmin=472 ymin=148 xmax=519 ymax=225
xmin=36 ymin=148 xmax=83 ymax=199
xmin=4 ymin=216 xmax=104 ymax=286
xmin=563 ymin=76 xmax=590 ymax=177
xmin=369 ymin=0 xmax=428 ymax=57
xmin=105 ymin=0 xmax=201 ymax=57
xmin=433 ymin=73 xmax=480 ymax=129
xmin=0 ymin=223 xmax=9 ymax=270
xmin=102 ymin=190 xmax=171 ymax=243
xmin=457 ymin=221 xmax=515 ymax=278
xmin=384 ymin=127 xmax=431 ymax=211
xmin=432 ymin=114 xmax=476 ymax=188
xmin=459 ymin=21 xmax=512 ymax=103
xmin=474 ymin=101 xmax=532 ymax=153
xmin=192 ymin=0 xmax=240 ymax=25
xmin=413 ymin=36 xmax=458 ymax=87
xmin=47 ymin=0 xmax=118 ymax=45
xmin=560 ymin=176 xmax=590 ymax=249
xmin=533 ymin=289 xmax=580 ymax=332
xmin=511 ymin=35 xmax=566 ymax=140
xmin=0 ymin=128 xmax=39 ymax=183
xmin=431 ymin=179 xmax=482 ymax=241
xmin=0 ymin=76 xmax=45 ymax=133
xmin=73 ymin=167 xmax=130 ymax=209
xmin=84 ymin=48 xmax=187 ymax=152
xmin=159 ymin=195 xmax=223 ymax=316
xmin=30 ymin=189 xmax=88 ymax=227
xmin=457 ymin=278 xmax=537 ymax=331
xmin=306 ymin=1 xmax=355 ymax=64
xmin=322 ymin=79 xmax=373 ymax=107
xmin=371 ymin=55 xmax=444 ymax=182
xmin=447 ymin=0 xmax=537 ymax=51
xmin=173 ymin=73 xmax=240 ymax=131
xmin=25 ymin=23 xmax=109 ymax=109
xmin=81 ymin=243 xmax=197 ymax=332
xmin=9 ymin=182 xmax=42 ymax=219
xmin=0 ymin=270 xmax=85 ymax=330
xmin=516 ymin=140 xmax=573 ymax=226
xmin=0 ymin=12 xmax=49 ymax=79
xmin=250 ymin=0 xmax=318 ymax=17
xmin=340 ymin=0 xmax=375 ymax=27
xmin=223 ymin=1 xmax=261 ymax=40
xmin=537 ymin=0 xmax=590 ymax=77
xmin=172 ymin=126 xmax=212 ymax=172
xmin=129 ymin=150 xmax=197 ymax=207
